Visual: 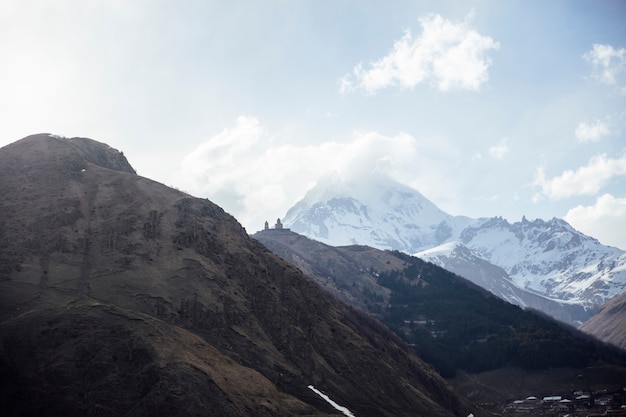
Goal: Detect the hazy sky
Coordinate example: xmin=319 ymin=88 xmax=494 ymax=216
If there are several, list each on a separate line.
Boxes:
xmin=2 ymin=1 xmax=626 ymax=249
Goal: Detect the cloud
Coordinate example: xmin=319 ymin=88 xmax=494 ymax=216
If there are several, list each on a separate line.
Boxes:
xmin=488 ymin=138 xmax=508 ymax=159
xmin=183 ymin=116 xmax=264 ymax=177
xmin=340 ymin=12 xmax=499 ymax=94
xmin=564 ymin=194 xmax=626 ymax=249
xmin=533 ymin=153 xmax=626 ymax=200
xmin=575 ymin=119 xmax=611 ymax=142
xmin=583 ymin=43 xmax=626 ymax=88
xmin=178 ymin=117 xmax=424 ymax=231
xmin=180 ymin=116 xmax=270 ymax=219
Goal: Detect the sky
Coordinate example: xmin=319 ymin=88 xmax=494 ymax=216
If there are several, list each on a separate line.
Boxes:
xmin=1 ymin=0 xmax=626 ymax=249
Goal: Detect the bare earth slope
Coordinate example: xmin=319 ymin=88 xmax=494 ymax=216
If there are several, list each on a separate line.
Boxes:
xmin=0 ymin=134 xmax=478 ymax=417
xmin=581 ymin=293 xmax=626 ymax=350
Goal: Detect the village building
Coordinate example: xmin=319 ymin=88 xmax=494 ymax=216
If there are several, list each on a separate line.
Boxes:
xmin=558 ymin=399 xmax=573 ymax=413
xmin=504 ymin=387 xmax=626 ymax=415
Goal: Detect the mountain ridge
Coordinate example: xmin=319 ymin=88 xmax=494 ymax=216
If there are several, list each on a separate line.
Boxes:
xmin=252 ymin=229 xmax=626 ymax=386
xmin=0 ymin=134 xmax=476 ymax=417
xmin=282 ymin=173 xmax=626 ymax=327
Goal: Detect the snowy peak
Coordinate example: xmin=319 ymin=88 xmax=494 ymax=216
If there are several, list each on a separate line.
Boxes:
xmin=283 ymin=174 xmax=626 ymax=326
xmin=456 ymin=216 xmax=626 ymax=304
xmin=283 ymin=173 xmax=473 ymax=252
xmin=417 ymin=215 xmax=626 ymax=324
xmin=460 ymin=216 xmax=603 ymax=252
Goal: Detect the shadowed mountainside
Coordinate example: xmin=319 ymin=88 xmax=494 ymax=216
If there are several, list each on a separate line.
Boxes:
xmin=253 ymin=229 xmax=626 ymax=379
xmin=0 ymin=134 xmax=479 ymax=417
xmin=251 ymin=229 xmax=404 ymax=313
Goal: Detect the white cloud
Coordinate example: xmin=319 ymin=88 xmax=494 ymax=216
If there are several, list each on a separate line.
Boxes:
xmin=583 ymin=43 xmax=626 ymax=87
xmin=575 ymin=119 xmax=611 ymax=143
xmin=534 ymin=153 xmax=626 ymax=200
xmin=340 ymin=12 xmax=499 ymax=94
xmin=182 ymin=115 xmax=264 ymax=177
xmin=565 ymin=194 xmax=626 ymax=250
xmin=488 ymin=138 xmax=508 ymax=159
xmin=178 ymin=117 xmax=425 ymax=231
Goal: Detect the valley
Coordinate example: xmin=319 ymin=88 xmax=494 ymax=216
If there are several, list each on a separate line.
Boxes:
xmin=253 ymin=228 xmax=626 ymax=415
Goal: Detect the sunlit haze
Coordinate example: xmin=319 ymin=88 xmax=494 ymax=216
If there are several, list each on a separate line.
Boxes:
xmin=2 ymin=1 xmax=625 ymax=249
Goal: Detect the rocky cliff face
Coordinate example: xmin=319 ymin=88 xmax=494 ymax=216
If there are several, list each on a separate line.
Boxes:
xmin=0 ymin=134 xmax=477 ymax=417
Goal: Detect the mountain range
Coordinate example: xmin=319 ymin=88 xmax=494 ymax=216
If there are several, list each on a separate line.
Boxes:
xmin=252 ymin=228 xmax=626 ymax=409
xmin=282 ymin=174 xmax=626 ymax=327
xmin=0 ymin=134 xmax=477 ymax=417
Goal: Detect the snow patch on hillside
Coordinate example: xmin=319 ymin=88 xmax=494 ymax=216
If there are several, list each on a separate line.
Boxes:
xmin=308 ymin=385 xmax=356 ymax=417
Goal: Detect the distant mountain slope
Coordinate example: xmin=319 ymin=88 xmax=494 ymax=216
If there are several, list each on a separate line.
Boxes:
xmin=451 ymin=216 xmax=626 ymax=309
xmin=253 ymin=230 xmax=626 ymax=380
xmin=283 ymin=174 xmax=626 ymax=326
xmin=416 ymin=241 xmax=591 ymax=325
xmin=581 ymin=293 xmax=626 ymax=350
xmin=251 ymin=229 xmax=401 ymax=312
xmin=0 ymin=134 xmax=475 ymax=417
xmin=417 ymin=216 xmax=626 ymax=325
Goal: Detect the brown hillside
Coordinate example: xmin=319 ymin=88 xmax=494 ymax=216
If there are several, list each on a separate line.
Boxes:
xmin=253 ymin=229 xmax=407 ymax=313
xmin=0 ymin=134 xmax=481 ymax=417
xmin=581 ymin=293 xmax=626 ymax=350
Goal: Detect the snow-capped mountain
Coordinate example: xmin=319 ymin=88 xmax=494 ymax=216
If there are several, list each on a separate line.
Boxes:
xmin=284 ymin=174 xmax=626 ymax=326
xmin=419 ymin=217 xmax=626 ymax=325
xmin=283 ymin=173 xmax=474 ymax=252
xmin=452 ymin=216 xmax=626 ymax=306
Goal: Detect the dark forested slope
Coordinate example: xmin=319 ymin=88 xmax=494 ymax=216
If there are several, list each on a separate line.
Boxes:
xmin=254 ymin=230 xmax=626 ymax=379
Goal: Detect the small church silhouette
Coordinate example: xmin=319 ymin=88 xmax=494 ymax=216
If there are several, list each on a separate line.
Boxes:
xmin=264 ymin=218 xmax=289 ymax=231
